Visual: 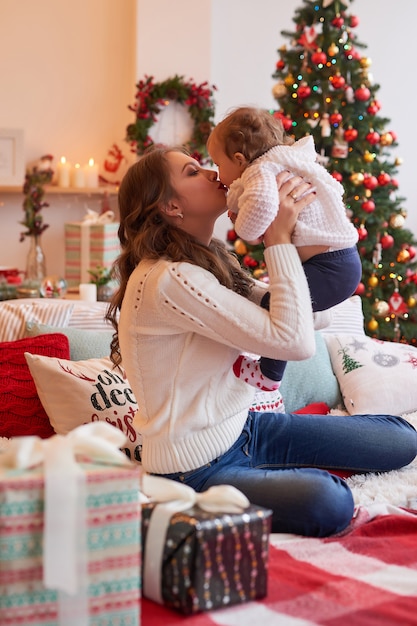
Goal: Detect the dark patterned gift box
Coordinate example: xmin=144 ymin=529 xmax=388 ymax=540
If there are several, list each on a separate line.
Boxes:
xmin=141 ymin=476 xmax=272 ymax=615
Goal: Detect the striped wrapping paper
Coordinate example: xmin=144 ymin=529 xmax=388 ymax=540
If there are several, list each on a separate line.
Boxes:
xmin=64 ymin=222 xmax=120 ymax=287
xmin=0 ymin=463 xmax=141 ymax=625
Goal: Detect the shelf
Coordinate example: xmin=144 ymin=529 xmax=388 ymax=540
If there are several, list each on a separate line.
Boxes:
xmin=0 ymin=184 xmax=118 ymax=195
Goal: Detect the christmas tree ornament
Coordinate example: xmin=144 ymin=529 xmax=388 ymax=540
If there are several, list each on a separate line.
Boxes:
xmin=234 ymin=239 xmax=247 ymax=256
xmin=331 ymin=15 xmax=344 ymax=28
xmin=226 ymin=228 xmax=238 ymax=243
xmin=284 ymin=74 xmax=295 ymax=87
xmin=243 ymin=254 xmax=258 ymax=269
xmin=354 ymin=85 xmax=371 ymax=101
xmin=272 ymin=82 xmax=287 ymax=99
xmin=361 ymin=199 xmax=375 ymax=213
xmin=407 ymin=296 xmax=417 ymax=308
xmin=350 ymin=172 xmax=365 ymax=185
xmin=389 ymin=214 xmax=405 ymax=229
xmin=327 ymin=42 xmax=339 ymax=56
xmin=389 ymin=290 xmax=408 ymax=315
xmin=363 ymin=150 xmax=376 ymax=163
xmin=397 ymin=248 xmax=411 ymax=263
xmin=395 ymin=157 xmax=403 ymax=166
xmin=319 ymin=113 xmax=331 ymax=136
xmin=354 ymin=282 xmax=365 ymax=296
xmin=311 ymin=49 xmax=327 ymax=65
xmin=296 ymin=83 xmax=312 ymax=99
xmin=380 ymin=233 xmax=395 ymax=249
xmin=276 ymin=59 xmax=286 ymax=70
xmin=380 ymin=132 xmax=394 ymax=146
xmin=377 ymin=172 xmax=391 ymax=186
xmin=366 ymin=130 xmax=380 ymax=145
xmin=329 ymin=73 xmax=346 ymax=89
xmin=363 ymin=174 xmax=378 ymax=190
xmin=329 ymin=111 xmax=343 ymax=126
xmin=372 ymin=242 xmax=382 ymax=266
xmin=372 ymin=299 xmax=390 ymax=317
xmin=407 ymin=246 xmax=416 ymax=260
xmin=359 ymin=56 xmax=371 ymax=68
xmin=331 ymin=170 xmax=343 ymax=182
xmin=350 ymin=15 xmax=360 ymax=28
xmin=357 ymin=225 xmax=368 ymax=241
xmin=367 ymin=318 xmax=379 ymax=332
xmin=368 ymin=274 xmax=379 ymax=288
xmin=343 ymin=127 xmax=358 ymax=142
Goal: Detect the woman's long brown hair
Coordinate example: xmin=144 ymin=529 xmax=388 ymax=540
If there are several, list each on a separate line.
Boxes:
xmin=106 ymin=146 xmax=254 ymax=367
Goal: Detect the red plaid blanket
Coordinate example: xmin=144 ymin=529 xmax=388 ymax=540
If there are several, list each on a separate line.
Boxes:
xmin=142 ymin=507 xmax=417 ymax=625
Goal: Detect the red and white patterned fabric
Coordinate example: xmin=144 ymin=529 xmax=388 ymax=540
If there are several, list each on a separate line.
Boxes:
xmin=141 ymin=507 xmax=417 ymax=625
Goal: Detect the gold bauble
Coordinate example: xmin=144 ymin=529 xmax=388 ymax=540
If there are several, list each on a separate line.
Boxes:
xmin=328 ymin=43 xmax=339 ymax=56
xmin=368 ymin=275 xmax=379 ymax=288
xmin=350 ymin=172 xmax=365 ymax=185
xmin=363 ymin=150 xmax=376 ymax=163
xmin=380 ymin=132 xmax=394 ymax=146
xmin=389 ymin=214 xmax=405 ymax=229
xmin=360 ymin=56 xmax=372 ymax=68
xmin=253 ymin=268 xmax=266 ymax=280
xmin=397 ymin=249 xmax=411 ymax=263
xmin=367 ymin=317 xmax=379 ymax=332
xmin=284 ymin=74 xmax=295 ymax=87
xmin=272 ymin=82 xmax=287 ymax=99
xmin=234 ymin=239 xmax=248 ymax=256
xmin=395 ymin=156 xmax=403 ymax=166
xmin=407 ymin=296 xmax=417 ymax=308
xmin=372 ymin=299 xmax=390 ymax=317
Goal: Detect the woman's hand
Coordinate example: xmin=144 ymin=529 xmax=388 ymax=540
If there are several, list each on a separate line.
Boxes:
xmin=263 ymin=172 xmax=315 ymax=248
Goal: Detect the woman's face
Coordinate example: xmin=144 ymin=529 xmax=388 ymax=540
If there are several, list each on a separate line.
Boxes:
xmin=166 ymin=151 xmax=228 ymax=241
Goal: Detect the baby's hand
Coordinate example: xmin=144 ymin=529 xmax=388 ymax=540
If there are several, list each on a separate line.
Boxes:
xmin=228 ymin=210 xmax=237 ymax=224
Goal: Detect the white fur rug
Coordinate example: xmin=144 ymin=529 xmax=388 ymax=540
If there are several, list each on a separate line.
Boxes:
xmin=2 ymin=414 xmax=417 ymax=509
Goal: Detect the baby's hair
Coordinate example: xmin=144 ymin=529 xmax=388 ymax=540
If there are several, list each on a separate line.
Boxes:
xmin=209 ymin=106 xmax=294 ymax=163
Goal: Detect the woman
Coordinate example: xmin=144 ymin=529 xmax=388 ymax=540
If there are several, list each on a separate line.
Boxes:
xmin=107 ymin=145 xmax=417 ymax=537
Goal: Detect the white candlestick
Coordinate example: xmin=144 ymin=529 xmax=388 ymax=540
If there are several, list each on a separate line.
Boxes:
xmin=79 ymin=283 xmax=97 ymax=302
xmin=57 ymin=156 xmax=71 ymax=187
xmin=84 ymin=158 xmax=99 ymax=188
xmin=72 ymin=163 xmax=85 ymax=188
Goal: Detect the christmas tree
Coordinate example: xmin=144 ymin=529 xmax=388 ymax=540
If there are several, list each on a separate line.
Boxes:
xmin=227 ymin=0 xmax=417 ymax=344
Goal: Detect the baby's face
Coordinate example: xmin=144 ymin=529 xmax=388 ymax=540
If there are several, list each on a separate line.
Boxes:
xmin=207 ymin=135 xmax=243 ymax=189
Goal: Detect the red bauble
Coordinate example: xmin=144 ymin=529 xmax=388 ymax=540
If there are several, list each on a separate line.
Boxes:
xmin=226 ymin=229 xmax=238 ymax=242
xmin=366 ymin=130 xmax=380 ymax=145
xmin=355 ymin=86 xmax=371 ymax=101
xmin=329 ymin=112 xmax=343 ymax=126
xmin=363 ymin=174 xmax=379 ymax=190
xmin=344 ymin=127 xmax=358 ymax=142
xmin=332 ymin=15 xmax=344 ymax=28
xmin=391 ymin=178 xmax=399 ymax=188
xmin=354 ymin=282 xmax=365 ymax=295
xmin=377 ymin=172 xmax=391 ymax=186
xmin=408 ymin=246 xmax=417 ymax=260
xmin=389 ymin=129 xmax=398 ymax=142
xmin=361 ymin=199 xmax=375 ymax=213
xmin=330 ymin=74 xmax=346 ymax=89
xmin=243 ymin=255 xmax=258 ymax=268
xmin=380 ymin=233 xmax=394 ymax=249
xmin=297 ymin=84 xmax=311 ymax=99
xmin=331 ymin=171 xmax=343 ymax=182
xmin=274 ymin=111 xmax=293 ymax=132
xmin=311 ymin=50 xmax=327 ymax=65
xmin=276 ymin=59 xmax=285 ymax=70
xmin=357 ymin=225 xmax=368 ymax=241
xmin=350 ymin=15 xmax=360 ymax=27
xmin=367 ymin=100 xmax=381 ymax=115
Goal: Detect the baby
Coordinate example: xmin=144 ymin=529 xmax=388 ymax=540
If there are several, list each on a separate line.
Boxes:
xmin=207 ymin=106 xmax=361 ymax=392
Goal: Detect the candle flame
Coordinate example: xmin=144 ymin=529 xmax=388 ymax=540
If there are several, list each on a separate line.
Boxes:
xmin=60 ymin=156 xmax=66 ymax=164
xmin=88 ymin=158 xmax=95 ymax=167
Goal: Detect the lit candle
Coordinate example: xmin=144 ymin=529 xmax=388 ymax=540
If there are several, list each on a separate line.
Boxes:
xmin=84 ymin=158 xmax=99 ymax=188
xmin=57 ymin=156 xmax=71 ymax=187
xmin=72 ymin=163 xmax=85 ymax=188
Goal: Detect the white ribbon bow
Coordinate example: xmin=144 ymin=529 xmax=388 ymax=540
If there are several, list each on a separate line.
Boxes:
xmin=141 ymin=474 xmax=250 ymax=604
xmin=82 ymin=208 xmax=115 ymax=224
xmin=1 ymin=423 xmax=131 ymax=595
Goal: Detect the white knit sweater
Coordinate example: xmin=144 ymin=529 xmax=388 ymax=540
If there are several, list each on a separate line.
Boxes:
xmin=118 ymin=244 xmax=315 ymax=474
xmin=228 ymin=135 xmax=358 ymax=248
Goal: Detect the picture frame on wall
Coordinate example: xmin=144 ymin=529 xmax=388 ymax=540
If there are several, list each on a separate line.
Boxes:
xmin=0 ymin=128 xmax=24 ymax=185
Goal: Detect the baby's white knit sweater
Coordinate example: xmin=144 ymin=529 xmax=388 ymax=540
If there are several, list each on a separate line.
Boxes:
xmin=228 ymin=135 xmax=358 ymax=248
xmin=118 ymin=244 xmax=315 ymax=475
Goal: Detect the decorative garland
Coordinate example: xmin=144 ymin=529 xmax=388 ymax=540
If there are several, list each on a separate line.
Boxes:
xmin=126 ymin=74 xmax=216 ymax=163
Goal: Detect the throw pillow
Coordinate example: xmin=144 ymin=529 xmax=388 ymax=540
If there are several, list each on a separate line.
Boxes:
xmin=324 ymin=334 xmax=417 ymax=415
xmin=279 ymin=331 xmax=342 ymax=413
xmin=320 ymin=295 xmax=365 ymax=336
xmin=0 ymin=299 xmax=74 ymax=342
xmin=24 ymin=354 xmax=141 ymax=463
xmin=25 ymin=322 xmax=113 ymax=361
xmin=0 ymin=333 xmax=70 ymax=439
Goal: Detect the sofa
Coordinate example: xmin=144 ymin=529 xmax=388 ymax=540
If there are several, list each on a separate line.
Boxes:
xmin=2 ymin=295 xmax=417 ymax=458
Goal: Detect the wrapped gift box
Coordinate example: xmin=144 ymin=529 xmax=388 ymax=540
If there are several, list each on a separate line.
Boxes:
xmin=0 ymin=462 xmax=141 ymax=625
xmin=142 ymin=500 xmax=272 ymax=615
xmin=64 ymin=221 xmax=120 ymax=287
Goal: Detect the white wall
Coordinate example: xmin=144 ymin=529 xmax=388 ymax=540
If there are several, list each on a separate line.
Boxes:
xmin=0 ymin=0 xmax=416 ymax=278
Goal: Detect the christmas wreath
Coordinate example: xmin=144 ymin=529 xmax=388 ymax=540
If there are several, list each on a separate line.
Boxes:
xmin=126 ymin=74 xmax=216 ymax=164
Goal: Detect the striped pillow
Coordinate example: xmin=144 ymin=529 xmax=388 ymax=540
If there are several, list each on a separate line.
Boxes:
xmin=0 ymin=299 xmax=74 ymax=342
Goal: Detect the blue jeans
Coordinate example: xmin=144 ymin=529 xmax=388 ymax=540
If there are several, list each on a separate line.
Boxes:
xmin=157 ymin=411 xmax=417 ymax=537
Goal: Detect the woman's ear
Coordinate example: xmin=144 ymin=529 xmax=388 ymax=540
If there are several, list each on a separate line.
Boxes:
xmin=162 ymin=200 xmax=184 ymax=219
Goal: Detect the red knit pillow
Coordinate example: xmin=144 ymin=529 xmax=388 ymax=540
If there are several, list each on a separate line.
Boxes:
xmin=0 ymin=333 xmax=70 ymax=439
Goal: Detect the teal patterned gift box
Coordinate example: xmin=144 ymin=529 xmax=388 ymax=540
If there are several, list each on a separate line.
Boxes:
xmin=0 ymin=461 xmax=141 ymax=626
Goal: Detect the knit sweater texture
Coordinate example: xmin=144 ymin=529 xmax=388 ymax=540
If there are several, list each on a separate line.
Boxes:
xmin=228 ymin=135 xmax=358 ymax=248
xmin=118 ymin=244 xmax=315 ymax=474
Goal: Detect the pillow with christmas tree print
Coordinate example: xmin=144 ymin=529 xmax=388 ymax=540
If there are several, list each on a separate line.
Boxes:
xmin=324 ymin=334 xmax=417 ymax=415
